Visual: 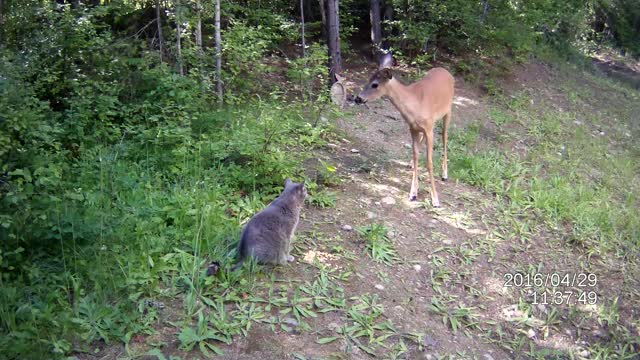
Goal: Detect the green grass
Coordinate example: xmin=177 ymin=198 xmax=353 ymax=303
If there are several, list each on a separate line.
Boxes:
xmin=448 ymin=72 xmax=640 ymax=356
xmin=0 ymin=98 xmax=335 ymax=358
xmin=450 ymin=90 xmax=640 ymax=255
xmin=356 ymin=224 xmax=399 ymax=265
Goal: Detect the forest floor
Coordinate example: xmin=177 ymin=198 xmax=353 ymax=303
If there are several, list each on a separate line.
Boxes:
xmin=86 ymin=56 xmax=640 ymax=359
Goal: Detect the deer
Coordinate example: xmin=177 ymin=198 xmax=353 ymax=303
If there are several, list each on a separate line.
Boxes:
xmin=355 ymin=54 xmax=454 ymax=207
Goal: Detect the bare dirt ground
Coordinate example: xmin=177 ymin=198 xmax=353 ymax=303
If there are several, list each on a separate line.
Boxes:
xmin=91 ymin=57 xmax=640 ymax=359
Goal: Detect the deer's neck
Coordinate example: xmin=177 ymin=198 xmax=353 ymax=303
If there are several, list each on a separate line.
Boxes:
xmin=385 ymin=78 xmax=421 ymax=128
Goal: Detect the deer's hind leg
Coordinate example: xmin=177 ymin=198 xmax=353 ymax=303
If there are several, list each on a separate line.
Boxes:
xmin=424 ymin=128 xmax=440 ymax=207
xmin=442 ymin=111 xmax=451 ymax=181
xmin=409 ymin=129 xmax=421 ymax=201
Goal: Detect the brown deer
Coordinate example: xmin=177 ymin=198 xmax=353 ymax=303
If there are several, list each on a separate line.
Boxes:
xmin=355 ymin=54 xmax=454 ymax=207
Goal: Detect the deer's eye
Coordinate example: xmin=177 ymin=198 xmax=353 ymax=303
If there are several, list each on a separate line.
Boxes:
xmin=371 ymin=83 xmax=378 ymax=89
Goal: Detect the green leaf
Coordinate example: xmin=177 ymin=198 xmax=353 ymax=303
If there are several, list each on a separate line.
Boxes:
xmin=316 ymin=336 xmax=339 ymax=344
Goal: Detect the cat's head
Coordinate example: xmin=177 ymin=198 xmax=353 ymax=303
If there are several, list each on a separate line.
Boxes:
xmin=284 ymin=178 xmax=308 ymax=201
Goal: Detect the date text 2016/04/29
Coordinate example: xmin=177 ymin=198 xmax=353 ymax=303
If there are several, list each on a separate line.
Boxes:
xmin=503 ymin=272 xmax=597 ymax=288
xmin=531 ymin=290 xmax=598 ymax=305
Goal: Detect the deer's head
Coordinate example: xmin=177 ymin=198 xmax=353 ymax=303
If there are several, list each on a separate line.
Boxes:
xmin=355 ymin=53 xmax=395 ymax=104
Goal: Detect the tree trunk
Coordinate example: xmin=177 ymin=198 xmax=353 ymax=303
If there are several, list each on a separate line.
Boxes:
xmin=370 ymin=0 xmax=382 ymax=56
xmin=382 ymin=0 xmax=393 ymax=49
xmin=300 ymin=0 xmax=306 ymax=58
xmin=326 ymin=0 xmax=341 ymax=83
xmin=305 ymin=0 xmax=313 ymax=22
xmin=176 ymin=2 xmax=183 ymax=76
xmin=156 ymin=0 xmax=164 ymax=62
xmin=480 ymin=0 xmax=490 ymax=24
xmin=319 ymin=0 xmax=327 ymax=39
xmin=215 ymin=0 xmax=223 ymax=102
xmin=195 ymin=0 xmax=202 ymax=49
xmin=0 ymin=0 xmax=4 ymax=45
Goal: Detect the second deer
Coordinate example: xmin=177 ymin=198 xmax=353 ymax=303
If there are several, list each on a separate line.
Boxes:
xmin=355 ymin=54 xmax=454 ymax=207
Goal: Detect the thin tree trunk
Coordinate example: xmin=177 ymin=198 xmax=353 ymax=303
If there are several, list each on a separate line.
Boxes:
xmin=319 ymin=0 xmax=327 ymax=39
xmin=156 ymin=0 xmax=164 ymax=62
xmin=480 ymin=0 xmax=490 ymax=24
xmin=382 ymin=0 xmax=393 ymax=49
xmin=195 ymin=0 xmax=203 ymax=49
xmin=326 ymin=0 xmax=341 ymax=83
xmin=370 ymin=0 xmax=382 ymax=56
xmin=0 ymin=0 xmax=4 ymax=45
xmin=215 ymin=0 xmax=223 ymax=102
xmin=176 ymin=2 xmax=183 ymax=76
xmin=300 ymin=0 xmax=306 ymax=58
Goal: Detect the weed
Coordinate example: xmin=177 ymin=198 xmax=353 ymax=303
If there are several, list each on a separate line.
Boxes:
xmin=356 ymin=224 xmax=399 ymax=265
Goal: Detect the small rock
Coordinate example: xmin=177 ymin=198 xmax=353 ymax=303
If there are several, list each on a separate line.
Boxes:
xmin=375 ymin=201 xmax=381 ymax=206
xmin=366 ymin=211 xmax=377 ymax=219
xmin=527 ymin=328 xmax=536 ymax=339
xmin=327 ymin=322 xmax=341 ymax=332
xmin=375 ymin=284 xmax=385 ymax=290
xmin=625 ymin=132 xmax=631 ymax=137
xmin=327 ymin=143 xmax=339 ymax=149
xmin=442 ymin=239 xmax=453 ymax=245
xmin=575 ymin=347 xmax=590 ymax=358
xmin=413 ymin=264 xmax=422 ymax=272
xmin=342 ymin=225 xmax=353 ymax=231
xmin=483 ymin=354 xmax=495 ymax=360
xmin=574 ymin=120 xmax=583 ymax=125
xmin=341 ymin=138 xmax=351 ymax=144
xmin=206 ymin=261 xmax=221 ymax=276
xmin=320 ymin=116 xmax=328 ymax=123
xmin=283 ymin=317 xmax=299 ymax=327
xmin=381 ymin=196 xmax=396 ymax=205
xmin=350 ymin=148 xmax=360 ymax=153
xmin=403 ymin=143 xmax=411 ymax=149
xmin=386 ymin=230 xmax=396 ymax=238
xmin=599 ymin=131 xmax=606 ymax=136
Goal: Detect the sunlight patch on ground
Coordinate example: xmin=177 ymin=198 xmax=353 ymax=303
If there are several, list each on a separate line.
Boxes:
xmin=453 ymin=95 xmax=479 ymax=107
xmin=536 ymin=335 xmax=590 ymax=359
xmin=485 ymin=276 xmax=509 ymax=296
xmin=388 ymin=159 xmax=411 ymax=168
xmin=302 ymin=250 xmax=340 ymax=267
xmin=432 ymin=207 xmax=486 ymax=235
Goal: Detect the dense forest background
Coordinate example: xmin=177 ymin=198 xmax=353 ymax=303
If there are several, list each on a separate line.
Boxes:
xmin=1 ymin=0 xmax=639 ymax=358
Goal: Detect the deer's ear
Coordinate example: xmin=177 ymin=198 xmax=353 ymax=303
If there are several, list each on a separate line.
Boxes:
xmin=334 ymin=73 xmax=344 ymax=82
xmin=378 ymin=53 xmax=394 ymax=69
xmin=382 ymin=68 xmax=393 ymax=80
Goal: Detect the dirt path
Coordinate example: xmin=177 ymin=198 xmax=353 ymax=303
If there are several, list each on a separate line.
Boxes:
xmin=103 ymin=60 xmax=639 ymax=360
xmin=205 ymin=78 xmax=512 ymax=359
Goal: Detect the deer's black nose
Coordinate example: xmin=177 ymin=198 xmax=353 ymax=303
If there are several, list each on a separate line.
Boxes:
xmin=354 ymin=96 xmax=364 ymax=104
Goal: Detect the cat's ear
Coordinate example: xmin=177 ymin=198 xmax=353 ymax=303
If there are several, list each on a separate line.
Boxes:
xmin=284 ymin=178 xmax=292 ymax=188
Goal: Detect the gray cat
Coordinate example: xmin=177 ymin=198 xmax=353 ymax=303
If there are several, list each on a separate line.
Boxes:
xmin=232 ymin=179 xmax=307 ymax=271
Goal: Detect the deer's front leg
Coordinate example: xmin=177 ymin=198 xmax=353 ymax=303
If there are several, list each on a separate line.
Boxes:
xmin=409 ymin=130 xmax=421 ymax=201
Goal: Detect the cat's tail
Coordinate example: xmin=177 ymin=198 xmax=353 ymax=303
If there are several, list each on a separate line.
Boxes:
xmin=231 ymin=227 xmax=248 ymax=272
xmin=231 ymin=256 xmax=245 ymax=272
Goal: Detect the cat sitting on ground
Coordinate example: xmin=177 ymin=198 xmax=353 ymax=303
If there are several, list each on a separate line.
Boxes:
xmin=232 ymin=179 xmax=307 ymax=271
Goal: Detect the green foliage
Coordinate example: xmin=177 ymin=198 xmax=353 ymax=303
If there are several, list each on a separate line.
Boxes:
xmin=0 ymin=2 xmax=330 ymax=358
xmin=356 ymin=224 xmax=398 ymax=265
xmin=221 ymin=20 xmax=279 ymax=100
xmin=594 ymin=0 xmax=640 ymax=56
xmin=385 ymin=0 xmax=593 ymax=60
